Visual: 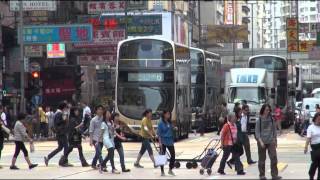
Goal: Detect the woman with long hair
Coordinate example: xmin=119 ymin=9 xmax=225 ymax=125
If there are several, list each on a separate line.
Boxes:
xmin=113 ymin=113 xmax=130 ymax=172
xmin=134 ymin=109 xmax=156 ymax=168
xmin=304 ymin=112 xmax=320 ymax=179
xmin=157 ymin=110 xmax=176 ymax=176
xmin=99 ymin=110 xmax=120 ymax=174
xmin=255 ymin=104 xmax=281 ymax=180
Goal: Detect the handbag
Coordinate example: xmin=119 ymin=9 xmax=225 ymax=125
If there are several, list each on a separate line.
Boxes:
xmin=155 ymin=154 xmax=167 ymax=166
xmin=227 ymin=124 xmax=244 ymax=156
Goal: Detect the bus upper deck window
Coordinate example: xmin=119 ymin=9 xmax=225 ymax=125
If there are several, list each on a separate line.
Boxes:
xmin=264 ymin=59 xmax=272 ymax=65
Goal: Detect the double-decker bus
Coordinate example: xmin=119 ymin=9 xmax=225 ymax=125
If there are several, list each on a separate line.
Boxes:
xmin=248 ymin=54 xmax=294 ymax=127
xmin=190 ymin=47 xmax=222 ymax=130
xmin=115 ymin=37 xmax=191 ymax=139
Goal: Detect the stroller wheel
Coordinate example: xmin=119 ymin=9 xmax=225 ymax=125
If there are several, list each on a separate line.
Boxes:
xmin=207 ymin=169 xmax=212 ymax=175
xmin=192 ymin=161 xmax=198 ymax=169
xmin=186 ymin=162 xmax=193 ymax=169
xmin=199 ymin=169 xmax=204 ymax=175
xmin=174 ymin=161 xmax=181 ymax=168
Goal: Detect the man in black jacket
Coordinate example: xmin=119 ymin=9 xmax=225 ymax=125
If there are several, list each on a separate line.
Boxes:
xmin=44 ymin=102 xmax=71 ymax=167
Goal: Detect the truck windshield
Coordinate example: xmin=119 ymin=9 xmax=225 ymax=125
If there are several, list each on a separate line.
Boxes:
xmin=229 ymin=87 xmax=266 ymax=104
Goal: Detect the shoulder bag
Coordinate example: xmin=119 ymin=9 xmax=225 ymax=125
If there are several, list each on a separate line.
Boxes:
xmin=228 ymin=124 xmax=244 ymax=156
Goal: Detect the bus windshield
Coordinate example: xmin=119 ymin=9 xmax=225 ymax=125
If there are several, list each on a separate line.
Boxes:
xmin=117 ymin=86 xmax=174 ymax=120
xmin=229 ymin=87 xmax=266 ymax=104
xmin=119 ymin=39 xmax=174 ymax=68
xmin=249 ymin=56 xmax=286 ymax=70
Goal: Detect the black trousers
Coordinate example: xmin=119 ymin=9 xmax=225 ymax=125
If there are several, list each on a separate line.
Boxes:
xmin=218 ymin=145 xmax=243 ymax=173
xmin=309 ymin=144 xmax=320 ymax=180
xmin=65 ymin=143 xmax=87 ymax=165
xmin=13 ymin=141 xmax=28 ymax=158
xmin=40 ymin=122 xmax=48 ymax=138
xmin=47 ymin=135 xmax=69 ymax=161
xmin=160 ymin=144 xmax=175 ymax=173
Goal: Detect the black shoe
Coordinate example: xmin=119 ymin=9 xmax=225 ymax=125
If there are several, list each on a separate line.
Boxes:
xmin=248 ymin=160 xmax=257 ymax=165
xmin=122 ymin=169 xmax=130 ymax=172
xmin=82 ymin=162 xmax=90 ymax=167
xmin=29 ymin=164 xmax=38 ymax=169
xmin=217 ymin=170 xmax=226 ymax=175
xmin=226 ymin=161 xmax=233 ymax=169
xmin=237 ymin=171 xmax=246 ymax=175
xmin=44 ymin=157 xmax=49 ymax=167
xmin=260 ymin=176 xmax=267 ymax=180
xmin=10 ymin=165 xmax=19 ymax=170
xmin=272 ymin=176 xmax=282 ymax=180
xmin=91 ymin=165 xmax=98 ymax=170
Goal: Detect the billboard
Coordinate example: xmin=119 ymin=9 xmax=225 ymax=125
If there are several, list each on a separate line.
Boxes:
xmin=22 ymin=24 xmax=93 ymax=44
xmin=203 ymin=25 xmax=248 ymax=43
xmin=10 ymin=1 xmax=56 ymax=11
xmin=47 ymin=43 xmax=65 ymax=58
xmin=224 ymin=0 xmax=234 ymax=25
xmin=88 ymin=1 xmax=148 ymax=14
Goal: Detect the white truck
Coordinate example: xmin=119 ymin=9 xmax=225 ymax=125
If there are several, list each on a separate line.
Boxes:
xmin=226 ymin=68 xmax=276 ymax=133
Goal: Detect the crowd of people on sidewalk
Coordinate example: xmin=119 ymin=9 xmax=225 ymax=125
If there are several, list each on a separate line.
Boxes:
xmin=0 ymin=99 xmax=319 ymax=179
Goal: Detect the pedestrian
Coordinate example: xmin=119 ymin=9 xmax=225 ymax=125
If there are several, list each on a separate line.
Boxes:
xmin=79 ymin=101 xmax=92 ymax=136
xmin=274 ymin=105 xmax=282 ymax=135
xmin=217 ymin=112 xmax=245 ymax=175
xmin=157 ymin=110 xmax=176 ymax=176
xmin=233 ymin=102 xmax=241 ymax=113
xmin=0 ymin=117 xmax=10 ymax=169
xmin=255 ymin=104 xmax=281 ymax=180
xmin=100 ymin=110 xmax=120 ymax=174
xmin=304 ymin=112 xmax=320 ymax=180
xmin=32 ymin=109 xmax=40 ymax=140
xmin=4 ymin=106 xmax=12 ymax=130
xmin=64 ymin=107 xmax=90 ymax=167
xmin=134 ymin=109 xmax=156 ymax=168
xmin=44 ymin=102 xmax=71 ymax=167
xmin=240 ymin=105 xmax=256 ymax=164
xmin=217 ymin=102 xmax=228 ymax=135
xmin=39 ymin=106 xmax=48 ymax=139
xmin=45 ymin=106 xmax=55 ymax=138
xmin=113 ymin=113 xmax=130 ymax=172
xmin=301 ymin=105 xmax=311 ymax=137
xmin=0 ymin=106 xmax=7 ymax=128
xmin=89 ymin=105 xmax=104 ymax=170
xmin=10 ymin=113 xmax=38 ymax=170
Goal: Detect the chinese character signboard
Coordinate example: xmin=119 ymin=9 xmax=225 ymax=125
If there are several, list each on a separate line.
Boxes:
xmin=73 ymin=29 xmax=125 ymax=48
xmin=77 ymin=55 xmax=116 ymax=66
xmin=299 ymin=40 xmax=316 ymax=52
xmin=78 ymin=14 xmax=162 ymax=36
xmin=10 ymin=1 xmax=57 ymax=11
xmin=22 ymin=24 xmax=93 ymax=44
xmin=47 ymin=43 xmax=65 ymax=58
xmin=287 ymin=18 xmax=299 ymax=52
xmin=88 ymin=1 xmax=125 ymax=14
xmin=224 ymin=0 xmax=234 ymax=25
xmin=25 ymin=45 xmax=43 ymax=57
xmin=202 ymin=25 xmax=248 ymax=43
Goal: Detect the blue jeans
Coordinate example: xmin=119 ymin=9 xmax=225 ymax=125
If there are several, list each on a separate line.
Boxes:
xmin=139 ymin=138 xmax=153 ymax=156
xmin=91 ymin=141 xmax=103 ymax=167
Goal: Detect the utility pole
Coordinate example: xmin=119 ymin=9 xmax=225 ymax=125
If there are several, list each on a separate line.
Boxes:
xmin=232 ymin=0 xmax=236 ymax=67
xmin=19 ymin=1 xmax=25 ymax=113
xmin=251 ymin=3 xmax=254 ymax=56
xmin=124 ymin=1 xmax=128 ymax=39
xmin=198 ymin=0 xmax=201 ymax=48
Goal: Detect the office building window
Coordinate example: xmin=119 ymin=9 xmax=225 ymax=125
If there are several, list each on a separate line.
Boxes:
xmin=311 ymin=7 xmax=316 ymax=11
xmin=311 ymin=15 xmax=316 ymax=21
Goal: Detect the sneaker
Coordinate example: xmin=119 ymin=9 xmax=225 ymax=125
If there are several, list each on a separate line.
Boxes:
xmin=134 ymin=163 xmax=144 ymax=168
xmin=112 ymin=169 xmax=120 ymax=174
xmin=44 ymin=157 xmax=49 ymax=167
xmin=168 ymin=170 xmax=175 ymax=176
xmin=217 ymin=170 xmax=226 ymax=175
xmin=161 ymin=172 xmax=165 ymax=176
xmin=122 ymin=169 xmax=130 ymax=172
xmin=10 ymin=165 xmax=19 ymax=170
xmin=29 ymin=164 xmax=38 ymax=169
xmin=237 ymin=171 xmax=246 ymax=175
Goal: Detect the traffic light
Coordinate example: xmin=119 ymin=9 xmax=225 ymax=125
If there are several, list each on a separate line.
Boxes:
xmin=74 ymin=65 xmax=84 ymax=100
xmin=31 ymin=71 xmax=40 ymax=79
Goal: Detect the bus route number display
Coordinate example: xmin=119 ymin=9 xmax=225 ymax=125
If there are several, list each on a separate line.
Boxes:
xmin=128 ymin=73 xmax=164 ymax=82
xmin=236 ymin=74 xmax=258 ymax=83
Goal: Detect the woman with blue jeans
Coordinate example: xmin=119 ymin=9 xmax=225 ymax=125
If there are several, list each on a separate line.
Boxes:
xmin=157 ymin=110 xmax=176 ymax=176
xmin=113 ymin=113 xmax=130 ymax=172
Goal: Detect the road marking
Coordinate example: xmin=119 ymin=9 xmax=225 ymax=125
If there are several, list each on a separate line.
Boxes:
xmin=267 ymin=163 xmax=288 ymax=173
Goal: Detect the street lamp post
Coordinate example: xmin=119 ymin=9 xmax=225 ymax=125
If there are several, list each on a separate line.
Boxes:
xmin=19 ymin=1 xmax=26 ymax=113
